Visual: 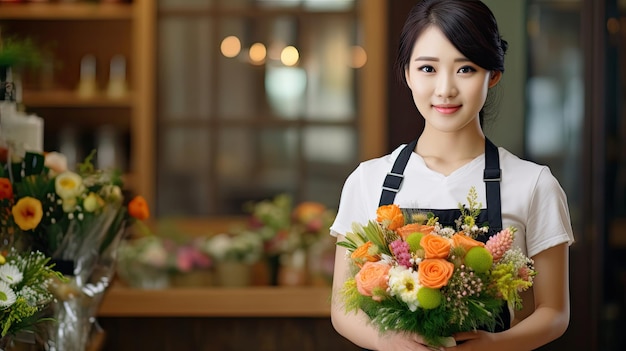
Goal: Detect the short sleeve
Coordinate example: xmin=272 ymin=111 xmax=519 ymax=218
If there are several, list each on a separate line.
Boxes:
xmin=524 ymin=167 xmax=575 ymax=258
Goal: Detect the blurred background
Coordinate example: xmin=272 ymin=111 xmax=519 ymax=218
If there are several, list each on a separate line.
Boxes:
xmin=0 ymin=0 xmax=624 ymax=350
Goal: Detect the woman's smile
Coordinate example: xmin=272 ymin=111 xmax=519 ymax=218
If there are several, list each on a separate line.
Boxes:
xmin=433 ymin=104 xmax=461 ymax=114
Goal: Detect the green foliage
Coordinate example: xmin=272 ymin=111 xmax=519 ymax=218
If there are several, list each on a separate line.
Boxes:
xmin=0 ymin=250 xmax=65 ymax=337
xmin=0 ymin=31 xmax=44 ymax=69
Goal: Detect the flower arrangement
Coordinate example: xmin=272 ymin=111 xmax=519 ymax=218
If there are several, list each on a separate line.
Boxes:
xmin=0 ymin=150 xmax=147 ymax=271
xmin=0 ymin=249 xmax=62 ymax=340
xmin=202 ymin=232 xmax=263 ymax=265
xmin=245 ymin=193 xmax=335 ymax=255
xmin=0 ymin=149 xmax=149 ymax=350
xmin=337 ymin=187 xmax=536 ymax=347
xmin=116 ymin=225 xmax=213 ymax=289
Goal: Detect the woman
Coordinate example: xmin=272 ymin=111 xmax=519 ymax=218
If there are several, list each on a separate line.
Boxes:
xmin=329 ymin=1 xmax=574 ymax=350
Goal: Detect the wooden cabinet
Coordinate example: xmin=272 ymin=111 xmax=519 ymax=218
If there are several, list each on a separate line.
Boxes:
xmin=0 ymin=1 xmax=156 ymax=206
xmin=96 ymin=286 xmax=361 ymax=350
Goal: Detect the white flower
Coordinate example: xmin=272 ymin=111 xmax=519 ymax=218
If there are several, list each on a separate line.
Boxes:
xmin=0 ymin=281 xmax=17 ymax=308
xmin=0 ymin=263 xmax=23 ymax=285
xmin=387 ymin=265 xmax=421 ymax=311
xmin=44 ymin=152 xmax=68 ymax=176
xmin=55 ymin=171 xmax=85 ymax=200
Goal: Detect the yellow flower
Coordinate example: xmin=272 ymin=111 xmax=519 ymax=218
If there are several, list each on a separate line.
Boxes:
xmin=83 ymin=192 xmax=105 ymax=213
xmin=12 ymin=197 xmax=43 ymax=231
xmin=62 ymin=197 xmax=77 ymax=213
xmin=55 ymin=171 xmax=84 ymax=200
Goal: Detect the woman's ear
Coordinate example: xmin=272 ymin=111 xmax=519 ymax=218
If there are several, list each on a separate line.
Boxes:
xmin=488 ymin=71 xmax=502 ymax=88
xmin=405 ymin=69 xmax=412 ymax=90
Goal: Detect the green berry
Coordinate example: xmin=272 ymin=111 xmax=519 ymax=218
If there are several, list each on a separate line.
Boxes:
xmin=464 ymin=246 xmax=493 ymax=273
xmin=406 ymin=232 xmax=424 ymax=252
xmin=417 ymin=287 xmax=442 ymax=309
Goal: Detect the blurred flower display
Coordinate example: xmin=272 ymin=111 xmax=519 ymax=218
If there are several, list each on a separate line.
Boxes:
xmin=0 ymin=149 xmax=148 ymax=350
xmin=242 ymin=194 xmax=336 ymax=286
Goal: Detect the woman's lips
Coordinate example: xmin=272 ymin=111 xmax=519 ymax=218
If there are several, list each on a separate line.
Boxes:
xmin=433 ymin=105 xmax=461 ymax=114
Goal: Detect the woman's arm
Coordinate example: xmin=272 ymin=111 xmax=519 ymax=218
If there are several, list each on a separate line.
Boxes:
xmin=331 ymin=235 xmax=436 ymax=351
xmin=450 ymin=243 xmax=570 ymax=350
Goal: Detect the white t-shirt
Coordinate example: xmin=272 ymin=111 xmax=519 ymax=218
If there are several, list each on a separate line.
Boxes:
xmin=330 ymin=143 xmax=575 ymax=258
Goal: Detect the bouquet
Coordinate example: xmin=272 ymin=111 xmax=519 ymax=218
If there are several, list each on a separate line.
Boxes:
xmin=0 ymin=249 xmax=62 ymax=345
xmin=0 ymin=149 xmax=149 ymax=350
xmin=337 ymin=187 xmax=536 ymax=347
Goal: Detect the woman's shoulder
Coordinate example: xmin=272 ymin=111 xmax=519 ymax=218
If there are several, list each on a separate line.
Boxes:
xmin=498 ymin=147 xmax=561 ymax=187
xmin=498 ymin=147 xmax=549 ymax=172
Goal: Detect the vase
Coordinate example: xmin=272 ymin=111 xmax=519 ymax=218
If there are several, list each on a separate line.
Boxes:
xmin=278 ymin=249 xmax=309 ymax=286
xmin=116 ymin=262 xmax=170 ymax=289
xmin=170 ymin=269 xmax=213 ymax=288
xmin=265 ymin=254 xmax=281 ymax=286
xmin=215 ymin=262 xmax=252 ymax=287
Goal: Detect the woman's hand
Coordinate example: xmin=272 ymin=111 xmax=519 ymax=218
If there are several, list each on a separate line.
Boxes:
xmin=443 ymin=330 xmax=496 ymax=351
xmin=375 ymin=331 xmax=443 ymax=351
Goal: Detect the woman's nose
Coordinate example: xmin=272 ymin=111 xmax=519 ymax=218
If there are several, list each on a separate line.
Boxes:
xmin=435 ymin=73 xmax=458 ymax=98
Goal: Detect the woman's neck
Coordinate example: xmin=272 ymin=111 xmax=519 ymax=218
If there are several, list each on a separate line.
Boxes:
xmin=415 ymin=131 xmax=485 ymax=176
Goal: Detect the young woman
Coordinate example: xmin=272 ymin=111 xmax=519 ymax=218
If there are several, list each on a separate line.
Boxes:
xmin=329 ymin=1 xmax=574 ymax=350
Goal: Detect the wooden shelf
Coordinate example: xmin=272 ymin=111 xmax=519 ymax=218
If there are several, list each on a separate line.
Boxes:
xmin=22 ymin=90 xmax=133 ymax=108
xmin=0 ymin=3 xmax=133 ymax=20
xmin=97 ymin=285 xmax=332 ymax=317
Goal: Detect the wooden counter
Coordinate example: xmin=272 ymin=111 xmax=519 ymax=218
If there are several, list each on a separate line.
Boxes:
xmin=96 ymin=285 xmax=362 ymax=350
xmin=98 ymin=285 xmax=333 ymax=317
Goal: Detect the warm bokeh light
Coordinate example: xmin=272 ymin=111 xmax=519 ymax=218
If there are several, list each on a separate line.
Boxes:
xmin=349 ymin=45 xmax=367 ymax=68
xmin=221 ymin=36 xmax=241 ymax=58
xmin=280 ymin=46 xmax=300 ymax=66
xmin=249 ymin=42 xmax=267 ymax=65
xmin=607 ymin=17 xmax=620 ymax=35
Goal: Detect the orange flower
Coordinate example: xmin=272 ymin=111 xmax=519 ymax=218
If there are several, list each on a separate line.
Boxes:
xmin=0 ymin=178 xmax=13 ymax=200
xmin=355 ymin=261 xmax=391 ymax=301
xmin=351 ymin=241 xmax=380 ymax=267
xmin=421 ymin=234 xmax=451 ymax=259
xmin=418 ymin=258 xmax=455 ymax=289
xmin=396 ymin=223 xmax=435 ymax=240
xmin=292 ymin=201 xmax=326 ymax=223
xmin=376 ymin=204 xmax=404 ymax=231
xmin=451 ymin=232 xmax=485 ymax=253
xmin=12 ymin=196 xmax=43 ymax=231
xmin=128 ymin=195 xmax=150 ymax=220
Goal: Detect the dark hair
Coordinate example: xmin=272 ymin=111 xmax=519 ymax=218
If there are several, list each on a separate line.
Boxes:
xmin=394 ymin=0 xmax=508 ymax=124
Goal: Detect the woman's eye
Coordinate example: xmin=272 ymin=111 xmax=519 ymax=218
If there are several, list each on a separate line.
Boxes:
xmin=419 ymin=65 xmax=435 ymax=73
xmin=458 ymin=66 xmax=476 ymax=74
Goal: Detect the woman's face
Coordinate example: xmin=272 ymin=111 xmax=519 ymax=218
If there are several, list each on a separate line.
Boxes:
xmin=405 ymin=26 xmax=501 ymax=135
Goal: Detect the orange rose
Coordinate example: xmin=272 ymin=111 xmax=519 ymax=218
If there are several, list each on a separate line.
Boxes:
xmin=0 ymin=178 xmax=13 ymax=200
xmin=396 ymin=223 xmax=435 ymax=240
xmin=351 ymin=241 xmax=379 ymax=267
xmin=421 ymin=234 xmax=451 ymax=259
xmin=128 ymin=195 xmax=150 ymax=220
xmin=355 ymin=261 xmax=391 ymax=301
xmin=451 ymin=233 xmax=485 ymax=253
xmin=418 ymin=258 xmax=455 ymax=289
xmin=376 ymin=204 xmax=404 ymax=230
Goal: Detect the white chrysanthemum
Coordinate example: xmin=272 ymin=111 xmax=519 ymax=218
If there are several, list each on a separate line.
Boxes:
xmin=387 ymin=265 xmax=421 ymax=311
xmin=0 ymin=263 xmax=23 ymax=285
xmin=0 ymin=281 xmax=17 ymax=307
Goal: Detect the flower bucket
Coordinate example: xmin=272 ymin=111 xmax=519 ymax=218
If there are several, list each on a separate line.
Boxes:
xmin=215 ymin=261 xmax=251 ymax=287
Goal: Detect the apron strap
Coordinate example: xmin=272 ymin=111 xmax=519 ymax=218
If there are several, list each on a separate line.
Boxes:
xmin=484 ymin=138 xmax=502 ymax=234
xmin=378 ymin=138 xmax=503 ymax=234
xmin=378 ymin=139 xmax=418 ymax=207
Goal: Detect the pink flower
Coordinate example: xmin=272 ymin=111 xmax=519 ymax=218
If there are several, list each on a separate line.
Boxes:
xmin=486 ymin=227 xmax=515 ymax=262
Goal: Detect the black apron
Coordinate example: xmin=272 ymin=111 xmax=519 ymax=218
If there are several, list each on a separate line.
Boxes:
xmin=363 ymin=138 xmax=510 ymax=350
